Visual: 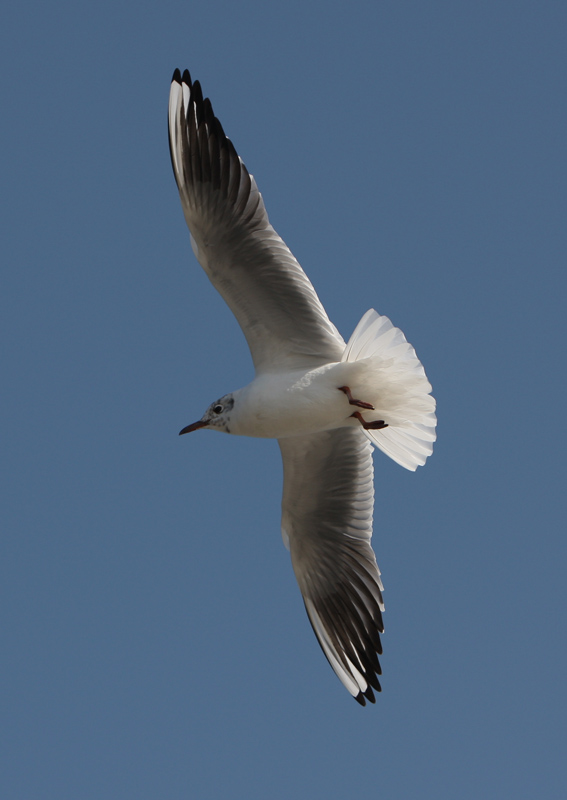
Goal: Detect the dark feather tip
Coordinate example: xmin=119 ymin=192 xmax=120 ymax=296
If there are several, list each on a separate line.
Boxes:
xmin=172 ymin=67 xmax=181 ymax=83
xmin=363 ymin=685 xmax=377 ymax=704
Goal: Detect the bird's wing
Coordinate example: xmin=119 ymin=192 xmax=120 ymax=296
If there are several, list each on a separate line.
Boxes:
xmin=169 ymin=69 xmax=345 ymax=374
xmin=278 ymin=428 xmax=384 ymax=705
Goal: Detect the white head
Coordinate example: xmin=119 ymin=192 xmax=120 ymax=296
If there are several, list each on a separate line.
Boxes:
xmin=179 ymin=393 xmax=236 ymax=436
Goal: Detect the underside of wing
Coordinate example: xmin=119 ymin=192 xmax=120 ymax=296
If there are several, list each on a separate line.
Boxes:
xmin=168 ymin=69 xmax=345 ymax=373
xmin=279 ymin=428 xmax=384 ymax=705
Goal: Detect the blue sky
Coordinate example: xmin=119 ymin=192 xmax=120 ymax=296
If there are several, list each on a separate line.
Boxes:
xmin=2 ymin=1 xmax=566 ymax=797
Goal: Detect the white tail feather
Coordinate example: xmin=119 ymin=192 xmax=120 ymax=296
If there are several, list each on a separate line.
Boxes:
xmin=342 ymin=310 xmax=437 ymax=471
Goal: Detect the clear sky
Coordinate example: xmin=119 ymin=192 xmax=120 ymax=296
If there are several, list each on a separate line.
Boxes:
xmin=2 ymin=1 xmax=566 ymax=798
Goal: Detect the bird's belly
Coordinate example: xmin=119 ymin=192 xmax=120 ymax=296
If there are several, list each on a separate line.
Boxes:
xmin=232 ymin=364 xmax=353 ymax=439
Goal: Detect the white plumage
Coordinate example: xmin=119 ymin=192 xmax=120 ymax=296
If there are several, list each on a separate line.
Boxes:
xmin=169 ymin=69 xmax=436 ymax=704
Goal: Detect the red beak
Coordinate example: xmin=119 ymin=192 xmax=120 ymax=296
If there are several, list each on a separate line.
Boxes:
xmin=179 ymin=420 xmax=209 ymax=435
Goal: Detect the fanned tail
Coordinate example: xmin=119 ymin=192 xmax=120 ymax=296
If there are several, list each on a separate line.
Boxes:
xmin=342 ymin=310 xmax=437 ymax=471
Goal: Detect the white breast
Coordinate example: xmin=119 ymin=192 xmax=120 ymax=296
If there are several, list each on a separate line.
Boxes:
xmin=230 ymin=363 xmax=355 ymax=439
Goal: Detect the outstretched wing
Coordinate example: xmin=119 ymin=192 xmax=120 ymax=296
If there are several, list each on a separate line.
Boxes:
xmin=168 ymin=69 xmax=345 ymax=374
xmin=279 ymin=427 xmax=384 ymax=705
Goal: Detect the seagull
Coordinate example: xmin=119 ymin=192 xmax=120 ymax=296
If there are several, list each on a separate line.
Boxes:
xmin=168 ymin=68 xmax=436 ymax=705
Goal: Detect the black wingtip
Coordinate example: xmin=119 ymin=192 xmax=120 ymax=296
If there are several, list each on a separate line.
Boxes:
xmin=367 ymin=671 xmax=382 ymax=692
xmin=172 ymin=67 xmax=181 ymax=83
xmin=363 ymin=685 xmax=377 ymax=704
xmin=354 ymin=682 xmax=379 ymax=706
xmin=192 ymin=79 xmax=203 ymax=102
xmin=182 ymin=68 xmax=191 ymax=85
xmin=203 ymin=97 xmax=215 ymax=126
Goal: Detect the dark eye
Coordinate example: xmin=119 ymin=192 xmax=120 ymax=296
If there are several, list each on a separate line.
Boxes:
xmin=213 ymin=404 xmax=223 ymax=414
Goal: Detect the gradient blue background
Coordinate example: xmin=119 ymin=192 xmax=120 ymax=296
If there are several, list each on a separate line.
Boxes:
xmin=2 ymin=2 xmax=566 ymax=797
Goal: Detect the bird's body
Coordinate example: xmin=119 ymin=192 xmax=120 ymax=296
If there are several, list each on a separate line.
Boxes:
xmin=230 ymin=364 xmax=354 ymax=439
xmin=168 ymin=68 xmax=436 ymax=704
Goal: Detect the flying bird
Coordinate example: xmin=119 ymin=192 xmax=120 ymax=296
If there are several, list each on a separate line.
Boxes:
xmin=168 ymin=68 xmax=436 ymax=705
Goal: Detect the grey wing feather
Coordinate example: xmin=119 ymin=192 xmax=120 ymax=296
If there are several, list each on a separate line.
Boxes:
xmin=168 ymin=69 xmax=345 ymax=374
xmin=279 ymin=428 xmax=384 ymax=705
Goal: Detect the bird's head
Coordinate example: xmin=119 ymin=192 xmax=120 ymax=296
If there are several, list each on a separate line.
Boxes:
xmin=179 ymin=393 xmax=235 ymax=436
